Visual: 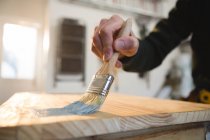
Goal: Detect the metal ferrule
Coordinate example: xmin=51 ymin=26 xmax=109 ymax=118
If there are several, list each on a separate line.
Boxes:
xmin=86 ymin=74 xmax=114 ymax=96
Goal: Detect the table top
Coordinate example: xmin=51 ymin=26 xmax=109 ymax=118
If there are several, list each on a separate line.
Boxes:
xmin=0 ymin=92 xmax=210 ymax=139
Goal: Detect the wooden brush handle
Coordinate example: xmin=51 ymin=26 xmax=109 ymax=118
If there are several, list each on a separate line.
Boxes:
xmin=108 ymin=18 xmax=132 ymax=74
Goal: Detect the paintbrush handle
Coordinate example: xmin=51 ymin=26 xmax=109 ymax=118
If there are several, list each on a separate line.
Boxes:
xmin=108 ymin=18 xmax=132 ymax=74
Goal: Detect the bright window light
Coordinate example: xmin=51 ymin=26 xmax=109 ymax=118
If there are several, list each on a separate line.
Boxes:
xmin=1 ymin=23 xmax=37 ymax=79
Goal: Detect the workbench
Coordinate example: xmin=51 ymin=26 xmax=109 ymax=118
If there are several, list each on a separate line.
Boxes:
xmin=0 ymin=92 xmax=210 ymax=140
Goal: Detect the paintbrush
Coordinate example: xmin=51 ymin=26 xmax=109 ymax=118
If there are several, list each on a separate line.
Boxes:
xmin=64 ymin=19 xmax=132 ymax=114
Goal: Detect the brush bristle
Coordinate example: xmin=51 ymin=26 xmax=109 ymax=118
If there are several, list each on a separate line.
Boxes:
xmin=79 ymin=92 xmax=104 ymax=104
xmin=64 ymin=93 xmax=106 ymax=114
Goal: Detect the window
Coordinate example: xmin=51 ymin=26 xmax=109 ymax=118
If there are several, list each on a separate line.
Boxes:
xmin=1 ymin=23 xmax=37 ymax=79
xmin=56 ymin=18 xmax=85 ymax=82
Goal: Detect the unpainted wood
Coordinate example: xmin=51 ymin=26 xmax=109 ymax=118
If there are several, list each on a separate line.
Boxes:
xmin=125 ymin=127 xmax=205 ymax=140
xmin=0 ymin=127 xmax=16 ymax=140
xmin=81 ymin=122 xmax=205 ymax=140
xmin=17 ymin=125 xmax=42 ymax=140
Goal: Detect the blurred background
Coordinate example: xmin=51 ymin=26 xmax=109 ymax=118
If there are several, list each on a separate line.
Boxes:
xmin=0 ymin=0 xmax=193 ymax=104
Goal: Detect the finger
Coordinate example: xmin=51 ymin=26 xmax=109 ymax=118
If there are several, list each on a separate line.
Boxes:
xmin=99 ymin=19 xmax=108 ymax=26
xmin=92 ymin=26 xmax=103 ymax=53
xmin=114 ymin=36 xmax=139 ymax=57
xmin=91 ymin=45 xmax=102 ymax=59
xmin=99 ymin=15 xmax=124 ymax=61
xmin=92 ymin=19 xmax=109 ymax=56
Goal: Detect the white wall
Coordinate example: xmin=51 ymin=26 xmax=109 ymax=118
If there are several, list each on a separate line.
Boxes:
xmin=161 ymin=0 xmax=177 ymax=17
xmin=47 ymin=0 xmax=179 ymax=97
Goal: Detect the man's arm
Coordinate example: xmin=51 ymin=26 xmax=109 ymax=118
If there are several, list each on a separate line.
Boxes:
xmin=121 ymin=0 xmax=194 ymax=73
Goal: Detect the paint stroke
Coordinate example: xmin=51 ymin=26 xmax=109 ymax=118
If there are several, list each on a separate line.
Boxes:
xmin=35 ymin=101 xmax=100 ymax=117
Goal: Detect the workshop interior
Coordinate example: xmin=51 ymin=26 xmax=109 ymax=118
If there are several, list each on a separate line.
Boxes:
xmin=0 ymin=0 xmax=210 ymax=140
xmin=0 ymin=0 xmax=190 ymax=105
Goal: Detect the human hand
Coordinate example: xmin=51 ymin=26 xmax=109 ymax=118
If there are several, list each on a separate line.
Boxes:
xmin=92 ymin=15 xmax=139 ymax=68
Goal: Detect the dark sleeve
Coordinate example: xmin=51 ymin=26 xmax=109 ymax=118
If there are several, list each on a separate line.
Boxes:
xmin=121 ymin=0 xmax=193 ymax=73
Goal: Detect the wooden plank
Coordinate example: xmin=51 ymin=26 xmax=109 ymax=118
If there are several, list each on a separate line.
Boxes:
xmin=125 ymin=127 xmax=205 ymax=140
xmin=0 ymin=127 xmax=16 ymax=140
xmin=17 ymin=126 xmax=42 ymax=140
xmin=81 ymin=123 xmax=205 ymax=140
xmin=0 ymin=92 xmax=210 ymax=139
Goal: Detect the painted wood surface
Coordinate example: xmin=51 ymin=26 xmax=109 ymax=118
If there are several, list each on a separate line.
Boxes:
xmin=0 ymin=92 xmax=210 ymax=140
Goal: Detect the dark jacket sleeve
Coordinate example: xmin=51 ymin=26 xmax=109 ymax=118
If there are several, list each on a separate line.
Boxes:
xmin=121 ymin=0 xmax=193 ymax=73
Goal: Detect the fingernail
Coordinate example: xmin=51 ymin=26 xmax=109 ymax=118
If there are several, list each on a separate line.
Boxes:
xmin=103 ymin=52 xmax=110 ymax=61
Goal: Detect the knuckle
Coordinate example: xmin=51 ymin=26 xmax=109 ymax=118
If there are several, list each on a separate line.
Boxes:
xmin=103 ymin=46 xmax=111 ymax=53
xmin=100 ymin=19 xmax=108 ymax=25
xmin=103 ymin=46 xmax=109 ymax=52
xmin=99 ymin=27 xmax=110 ymax=38
xmin=111 ymin=15 xmax=121 ymax=21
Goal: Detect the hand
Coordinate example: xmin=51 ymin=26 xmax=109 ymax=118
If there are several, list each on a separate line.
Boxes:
xmin=92 ymin=15 xmax=139 ymax=68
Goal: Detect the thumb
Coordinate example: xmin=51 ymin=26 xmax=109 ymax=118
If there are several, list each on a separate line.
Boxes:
xmin=114 ymin=36 xmax=139 ymax=57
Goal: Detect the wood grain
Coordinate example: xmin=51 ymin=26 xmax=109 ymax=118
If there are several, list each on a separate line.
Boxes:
xmin=90 ymin=123 xmax=205 ymax=140
xmin=126 ymin=127 xmax=205 ymax=140
xmin=0 ymin=92 xmax=210 ymax=139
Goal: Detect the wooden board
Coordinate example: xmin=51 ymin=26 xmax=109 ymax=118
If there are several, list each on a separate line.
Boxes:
xmin=0 ymin=92 xmax=210 ymax=140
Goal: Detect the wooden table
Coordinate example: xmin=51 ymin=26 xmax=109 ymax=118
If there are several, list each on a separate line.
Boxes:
xmin=0 ymin=92 xmax=210 ymax=140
